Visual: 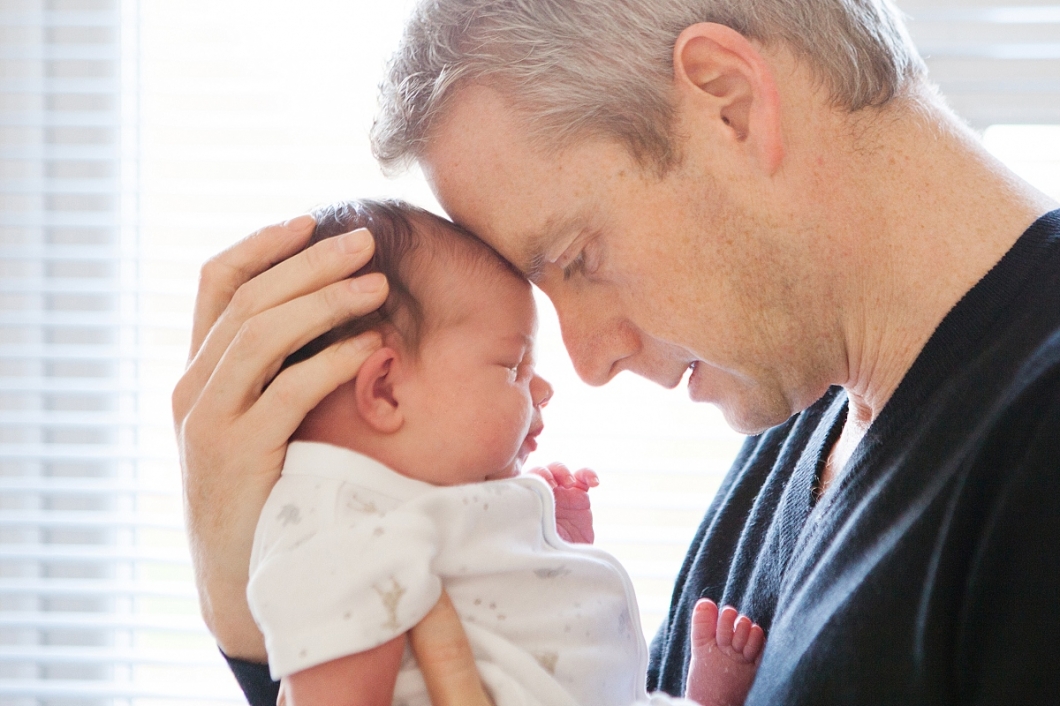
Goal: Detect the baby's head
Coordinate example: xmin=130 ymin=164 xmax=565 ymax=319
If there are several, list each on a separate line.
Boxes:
xmin=289 ymin=199 xmax=552 ymax=485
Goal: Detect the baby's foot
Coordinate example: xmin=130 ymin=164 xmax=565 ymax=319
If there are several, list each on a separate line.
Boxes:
xmin=684 ymin=599 xmax=765 ymax=706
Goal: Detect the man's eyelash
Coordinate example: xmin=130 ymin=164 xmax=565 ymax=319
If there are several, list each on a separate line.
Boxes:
xmin=562 ymin=252 xmax=586 ymax=281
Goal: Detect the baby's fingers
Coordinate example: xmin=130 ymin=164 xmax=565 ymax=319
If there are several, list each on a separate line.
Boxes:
xmin=545 ymin=462 xmax=576 ymax=488
xmin=572 ymin=468 xmax=600 ymax=489
xmin=526 ymin=466 xmax=557 ymax=488
xmin=528 ymin=464 xmax=599 ymax=492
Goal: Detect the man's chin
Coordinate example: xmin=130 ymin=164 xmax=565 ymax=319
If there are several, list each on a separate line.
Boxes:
xmin=717 ymin=405 xmax=788 ymax=436
xmin=689 ymin=369 xmax=795 ymax=435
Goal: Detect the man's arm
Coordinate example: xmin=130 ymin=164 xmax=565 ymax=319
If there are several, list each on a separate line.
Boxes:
xmin=172 ymin=215 xmax=387 ymax=659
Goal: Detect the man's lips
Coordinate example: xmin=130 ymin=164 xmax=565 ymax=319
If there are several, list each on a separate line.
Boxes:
xmin=687 ymin=360 xmax=703 ymax=391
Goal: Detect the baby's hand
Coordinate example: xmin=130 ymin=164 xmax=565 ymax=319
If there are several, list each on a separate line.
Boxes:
xmin=528 ymin=463 xmax=599 ymax=544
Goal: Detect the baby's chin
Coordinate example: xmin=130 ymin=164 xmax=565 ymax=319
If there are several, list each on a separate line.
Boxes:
xmin=484 ymin=462 xmax=521 ymax=482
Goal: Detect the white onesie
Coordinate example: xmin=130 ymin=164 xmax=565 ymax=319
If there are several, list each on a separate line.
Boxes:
xmin=247 ymin=442 xmax=682 ymax=706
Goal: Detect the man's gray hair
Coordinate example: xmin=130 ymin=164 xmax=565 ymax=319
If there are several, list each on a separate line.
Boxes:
xmin=372 ymin=0 xmax=926 ymax=172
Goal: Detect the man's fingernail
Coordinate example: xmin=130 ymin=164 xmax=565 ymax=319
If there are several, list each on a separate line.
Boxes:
xmin=341 ymin=228 xmax=372 ymax=253
xmin=283 ymin=214 xmax=314 ymax=231
xmin=350 ymin=272 xmax=386 ymax=293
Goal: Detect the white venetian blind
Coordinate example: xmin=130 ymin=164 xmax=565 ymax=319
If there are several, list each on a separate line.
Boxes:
xmin=0 ymin=0 xmax=241 ymax=701
xmin=0 ymin=1 xmax=1056 ymax=703
xmin=899 ymin=1 xmax=1060 ymax=127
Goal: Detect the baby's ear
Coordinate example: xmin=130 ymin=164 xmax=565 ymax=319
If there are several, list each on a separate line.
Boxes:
xmin=353 ymin=346 xmax=404 ymax=434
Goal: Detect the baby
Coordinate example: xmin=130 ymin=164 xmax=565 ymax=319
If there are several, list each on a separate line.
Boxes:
xmin=246 ymin=200 xmax=765 ymax=706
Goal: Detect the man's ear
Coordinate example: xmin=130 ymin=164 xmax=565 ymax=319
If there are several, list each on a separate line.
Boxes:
xmin=353 ymin=346 xmax=404 ymax=434
xmin=672 ymin=23 xmax=784 ymax=174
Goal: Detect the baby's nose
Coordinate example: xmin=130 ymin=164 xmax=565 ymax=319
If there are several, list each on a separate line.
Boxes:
xmin=532 ymin=375 xmax=553 ymax=408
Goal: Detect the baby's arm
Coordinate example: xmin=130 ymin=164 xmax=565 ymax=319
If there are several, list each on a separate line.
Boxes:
xmin=281 ymin=634 xmax=406 ymax=706
xmin=528 ymin=462 xmax=599 ymax=544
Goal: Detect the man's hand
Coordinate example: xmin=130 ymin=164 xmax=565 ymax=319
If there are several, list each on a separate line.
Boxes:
xmin=410 ymin=591 xmax=494 ymax=706
xmin=528 ymin=463 xmax=600 ymax=544
xmin=172 ymin=215 xmax=387 ymax=660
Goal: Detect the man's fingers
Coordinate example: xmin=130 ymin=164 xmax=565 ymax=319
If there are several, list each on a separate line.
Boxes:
xmin=229 ymin=227 xmax=376 ymax=333
xmin=190 ymin=215 xmax=316 ymax=359
xmin=410 ymin=591 xmax=493 ymax=706
xmin=196 ymin=275 xmax=388 ymax=420
xmin=177 ymin=216 xmax=319 ymax=428
xmin=188 ymin=230 xmax=379 ymax=405
xmin=249 ymin=332 xmax=383 ymax=445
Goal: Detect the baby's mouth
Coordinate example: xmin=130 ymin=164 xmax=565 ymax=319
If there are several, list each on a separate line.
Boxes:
xmin=518 ymin=424 xmax=543 ymax=462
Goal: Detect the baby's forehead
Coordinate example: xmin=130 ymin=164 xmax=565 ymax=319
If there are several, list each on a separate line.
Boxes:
xmin=414 ymin=241 xmax=525 ymax=306
xmin=407 ymin=233 xmax=533 ymax=329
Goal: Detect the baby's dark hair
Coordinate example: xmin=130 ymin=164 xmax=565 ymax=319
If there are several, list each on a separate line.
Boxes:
xmin=283 ymin=199 xmax=517 ymax=369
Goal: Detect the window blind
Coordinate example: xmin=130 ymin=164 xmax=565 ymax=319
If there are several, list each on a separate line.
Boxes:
xmin=900 ymin=1 xmax=1060 ymax=126
xmin=0 ymin=0 xmax=242 ymax=701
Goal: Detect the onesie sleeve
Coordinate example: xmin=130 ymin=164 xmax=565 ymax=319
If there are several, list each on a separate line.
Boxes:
xmin=247 ymin=477 xmax=443 ymax=679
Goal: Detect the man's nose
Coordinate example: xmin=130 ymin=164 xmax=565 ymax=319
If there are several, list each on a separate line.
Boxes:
xmin=555 ymin=308 xmax=639 ymax=387
xmin=531 ymin=375 xmax=553 ymax=408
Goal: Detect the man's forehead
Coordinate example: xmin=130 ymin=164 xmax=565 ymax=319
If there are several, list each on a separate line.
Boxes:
xmin=421 ymin=85 xmax=579 ymax=278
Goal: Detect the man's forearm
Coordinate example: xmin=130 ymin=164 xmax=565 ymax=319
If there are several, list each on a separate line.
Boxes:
xmin=200 ymin=573 xmax=268 ymax=661
xmin=184 ymin=452 xmax=272 ymax=660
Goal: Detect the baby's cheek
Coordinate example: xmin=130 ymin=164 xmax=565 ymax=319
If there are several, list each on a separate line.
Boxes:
xmin=463 ymin=414 xmax=524 ymax=467
xmin=496 ymin=408 xmax=531 ymax=452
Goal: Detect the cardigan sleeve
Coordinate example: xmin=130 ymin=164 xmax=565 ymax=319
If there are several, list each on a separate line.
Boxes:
xmin=221 ymin=649 xmax=279 ymax=706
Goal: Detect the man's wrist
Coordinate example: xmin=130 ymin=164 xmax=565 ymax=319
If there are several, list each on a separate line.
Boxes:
xmin=196 ymin=572 xmax=267 ymax=661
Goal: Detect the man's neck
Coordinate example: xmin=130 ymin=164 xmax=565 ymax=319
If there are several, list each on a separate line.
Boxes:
xmin=814 ymin=96 xmax=1056 ymax=489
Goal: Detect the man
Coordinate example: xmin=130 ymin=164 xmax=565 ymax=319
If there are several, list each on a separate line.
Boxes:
xmin=173 ymin=0 xmax=1060 ymax=704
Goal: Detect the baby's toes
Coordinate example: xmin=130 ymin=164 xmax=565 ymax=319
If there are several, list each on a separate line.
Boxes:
xmin=690 ymin=598 xmax=720 ymax=651
xmin=745 ymin=622 xmax=766 ymax=663
xmin=731 ymin=614 xmax=752 ymax=653
xmin=716 ymin=605 xmax=739 ymax=649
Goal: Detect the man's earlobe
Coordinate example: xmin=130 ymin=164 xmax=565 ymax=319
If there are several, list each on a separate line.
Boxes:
xmin=673 ymin=23 xmax=784 ymax=174
xmin=354 ymin=347 xmax=404 ymax=434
